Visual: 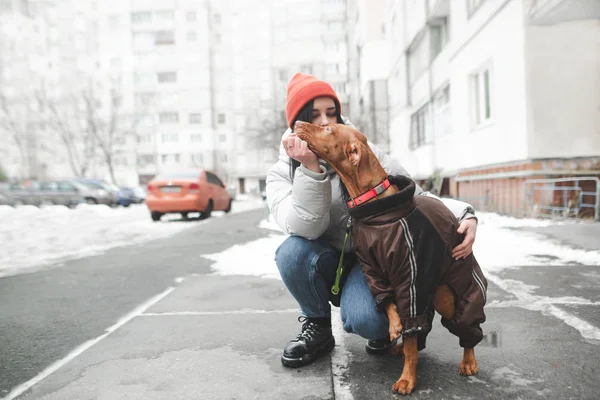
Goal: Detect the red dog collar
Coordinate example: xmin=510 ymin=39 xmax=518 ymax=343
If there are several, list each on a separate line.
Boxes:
xmin=347 ymin=178 xmax=391 ymax=208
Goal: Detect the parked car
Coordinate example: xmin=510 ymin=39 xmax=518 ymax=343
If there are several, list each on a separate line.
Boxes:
xmin=34 ymin=181 xmax=85 ymax=208
xmin=104 ymin=183 xmax=133 ymax=207
xmin=121 ymin=186 xmax=146 ymax=204
xmin=0 ymin=182 xmax=44 ymax=207
xmin=0 ymin=192 xmax=17 ymax=207
xmin=73 ymin=179 xmax=118 ymax=206
xmin=145 ymin=169 xmax=232 ymax=221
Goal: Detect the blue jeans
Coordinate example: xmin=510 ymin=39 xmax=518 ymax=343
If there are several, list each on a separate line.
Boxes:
xmin=275 ymin=235 xmax=389 ymax=340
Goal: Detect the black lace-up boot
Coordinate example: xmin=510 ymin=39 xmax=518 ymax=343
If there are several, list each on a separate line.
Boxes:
xmin=365 ymin=336 xmax=397 ymax=355
xmin=281 ymin=316 xmax=335 ymax=368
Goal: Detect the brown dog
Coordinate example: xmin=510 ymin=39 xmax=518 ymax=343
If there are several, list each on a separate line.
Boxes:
xmin=295 ymin=121 xmax=488 ymax=395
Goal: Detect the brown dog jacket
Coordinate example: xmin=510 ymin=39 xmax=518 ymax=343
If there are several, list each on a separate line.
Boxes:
xmin=349 ymin=175 xmax=488 ymax=350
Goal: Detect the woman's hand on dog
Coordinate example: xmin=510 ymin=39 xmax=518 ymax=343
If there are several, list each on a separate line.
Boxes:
xmin=283 ymin=133 xmax=321 ymax=173
xmin=452 ymin=218 xmax=478 ymax=260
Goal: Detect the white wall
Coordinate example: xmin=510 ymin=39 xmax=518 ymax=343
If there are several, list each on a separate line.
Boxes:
xmin=435 ymin=0 xmax=528 ymax=174
xmin=525 ymin=18 xmax=600 ymax=158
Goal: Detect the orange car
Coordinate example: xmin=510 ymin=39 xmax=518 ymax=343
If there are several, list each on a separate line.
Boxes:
xmin=145 ymin=170 xmax=232 ymax=221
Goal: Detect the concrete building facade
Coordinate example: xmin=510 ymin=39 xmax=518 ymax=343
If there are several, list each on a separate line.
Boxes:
xmin=382 ymin=0 xmax=600 ymax=218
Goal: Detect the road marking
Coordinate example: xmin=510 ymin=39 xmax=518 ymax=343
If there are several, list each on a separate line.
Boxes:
xmin=486 ymin=273 xmax=600 ymax=341
xmin=331 ymin=308 xmax=354 ymax=400
xmin=2 ymin=287 xmax=175 ymax=400
xmin=140 ymin=308 xmax=300 ymax=316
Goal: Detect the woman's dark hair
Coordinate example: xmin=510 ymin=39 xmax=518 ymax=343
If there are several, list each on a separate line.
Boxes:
xmin=289 ymin=98 xmax=344 ymax=181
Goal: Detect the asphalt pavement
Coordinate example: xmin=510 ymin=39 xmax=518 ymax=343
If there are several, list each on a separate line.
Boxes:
xmin=1 ymin=208 xmax=599 ymax=399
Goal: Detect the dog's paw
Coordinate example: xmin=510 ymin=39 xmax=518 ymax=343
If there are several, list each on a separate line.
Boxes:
xmin=459 ymin=359 xmax=478 ymax=376
xmin=392 ymin=378 xmax=415 ymax=395
xmin=389 ymin=342 xmax=404 ymax=356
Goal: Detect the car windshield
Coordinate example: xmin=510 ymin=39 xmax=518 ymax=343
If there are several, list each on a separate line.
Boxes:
xmin=71 ymin=181 xmax=91 ymax=191
xmin=155 ymin=171 xmax=201 ymax=180
xmin=78 ymin=181 xmax=105 ymax=190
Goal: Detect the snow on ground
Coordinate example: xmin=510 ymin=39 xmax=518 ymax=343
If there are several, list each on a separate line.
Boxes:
xmin=207 ymin=211 xmax=600 ymax=341
xmin=0 ymin=196 xmax=265 ymax=278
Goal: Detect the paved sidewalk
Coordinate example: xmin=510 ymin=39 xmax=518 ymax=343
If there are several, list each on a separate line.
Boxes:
xmin=516 ymin=220 xmax=600 ymax=252
xmin=15 ymin=270 xmax=600 ymax=399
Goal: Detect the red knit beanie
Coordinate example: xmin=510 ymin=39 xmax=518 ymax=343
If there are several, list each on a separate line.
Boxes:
xmin=285 ymin=72 xmax=341 ymax=127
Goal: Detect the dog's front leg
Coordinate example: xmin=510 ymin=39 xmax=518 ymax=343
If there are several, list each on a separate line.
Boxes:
xmin=384 ymin=303 xmax=402 ymax=341
xmin=392 ymin=335 xmax=418 ymax=395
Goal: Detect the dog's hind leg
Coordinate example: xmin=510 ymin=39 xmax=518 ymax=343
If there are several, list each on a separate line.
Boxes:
xmin=433 ymin=284 xmax=455 ymax=320
xmin=391 ymin=336 xmax=418 ymax=395
xmin=459 ymin=348 xmax=478 ymax=375
xmin=434 ymin=284 xmax=479 ymax=375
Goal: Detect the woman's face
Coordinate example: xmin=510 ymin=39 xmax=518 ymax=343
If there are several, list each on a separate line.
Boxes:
xmin=311 ymin=97 xmax=338 ymax=126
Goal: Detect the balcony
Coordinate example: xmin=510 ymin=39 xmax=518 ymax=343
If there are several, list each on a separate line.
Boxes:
xmin=528 ymin=0 xmax=600 ymax=25
xmin=428 ymin=0 xmax=450 ymax=19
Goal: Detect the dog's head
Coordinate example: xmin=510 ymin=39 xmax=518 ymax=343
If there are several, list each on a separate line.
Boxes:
xmin=294 ymin=121 xmax=371 ymax=178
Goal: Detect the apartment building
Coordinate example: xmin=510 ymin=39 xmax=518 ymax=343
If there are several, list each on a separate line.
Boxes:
xmin=0 ymin=0 xmax=50 ymax=179
xmin=384 ymin=0 xmax=600 ymax=218
xmin=346 ymin=0 xmax=390 ymax=150
xmin=271 ymin=0 xmax=350 ymax=123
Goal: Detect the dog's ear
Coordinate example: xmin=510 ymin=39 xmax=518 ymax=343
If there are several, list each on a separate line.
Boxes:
xmin=348 ymin=141 xmax=360 ymax=166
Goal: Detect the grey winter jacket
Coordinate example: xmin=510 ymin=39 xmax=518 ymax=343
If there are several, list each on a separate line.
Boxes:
xmin=265 ymin=119 xmax=476 ymax=252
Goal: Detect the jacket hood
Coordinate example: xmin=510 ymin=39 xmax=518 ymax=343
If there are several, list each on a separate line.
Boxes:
xmin=348 ymin=175 xmax=416 ymax=221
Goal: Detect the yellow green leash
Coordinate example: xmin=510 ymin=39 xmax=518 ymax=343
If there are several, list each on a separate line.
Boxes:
xmin=331 ymin=216 xmax=352 ymax=295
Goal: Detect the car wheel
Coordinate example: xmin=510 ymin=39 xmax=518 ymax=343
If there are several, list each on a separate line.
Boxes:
xmin=200 ymin=200 xmax=213 ymax=219
xmin=85 ymin=198 xmax=98 ymax=204
xmin=181 ymin=212 xmax=188 ymax=219
xmin=151 ymin=211 xmax=163 ymax=222
xmin=224 ymin=199 xmax=233 ymax=213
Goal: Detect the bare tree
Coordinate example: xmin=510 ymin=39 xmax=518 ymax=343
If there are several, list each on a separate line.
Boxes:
xmin=81 ymin=80 xmax=141 ymax=185
xmin=35 ymin=88 xmax=93 ymax=178
xmin=246 ymin=110 xmax=288 ymax=153
xmin=0 ymin=92 xmax=28 ymax=175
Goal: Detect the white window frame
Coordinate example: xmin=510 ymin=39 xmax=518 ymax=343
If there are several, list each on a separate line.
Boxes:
xmin=433 ymin=84 xmax=451 ymax=137
xmin=470 ymin=63 xmax=494 ymax=129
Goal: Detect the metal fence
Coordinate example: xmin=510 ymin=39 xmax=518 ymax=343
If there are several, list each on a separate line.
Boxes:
xmin=522 ymin=177 xmax=600 ymax=221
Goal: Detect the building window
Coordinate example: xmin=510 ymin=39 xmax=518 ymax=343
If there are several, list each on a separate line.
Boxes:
xmin=135 ymin=92 xmax=156 ymax=107
xmin=108 ymin=15 xmax=120 ymax=28
xmin=410 ymin=103 xmax=431 ymax=149
xmin=222 ymin=154 xmax=228 ymax=162
xmin=157 ymin=71 xmax=177 ymax=83
xmin=155 ymin=10 xmax=173 ymax=21
xmin=161 ymin=133 xmax=179 ymax=143
xmin=278 ymin=69 xmax=287 ymax=81
xmin=466 ymin=0 xmax=486 ymax=18
xmin=408 ymin=35 xmax=428 ymax=85
xmin=186 ymin=11 xmax=196 ymax=21
xmin=433 ymin=85 xmax=451 ymax=137
xmin=159 ymin=112 xmax=179 ymax=124
xmin=214 ymin=13 xmax=221 ymax=24
xmin=191 ymin=134 xmax=202 ymax=143
xmin=333 ymin=82 xmax=346 ymax=93
xmin=215 ymin=34 xmax=221 ymax=45
xmin=174 ymin=154 xmax=180 ymax=163
xmin=471 ymin=67 xmax=492 ymax=127
xmin=161 ymin=154 xmax=167 ymax=163
xmin=132 ymin=12 xmax=151 ymax=23
xmin=300 ymin=64 xmax=313 ymax=74
xmin=430 ymin=18 xmax=448 ymax=61
xmin=137 ymin=133 xmax=152 ymax=143
xmin=137 ymin=154 xmax=155 ymax=166
xmin=217 ymin=113 xmax=226 ymax=124
xmin=219 ymin=134 xmax=227 ymax=143
xmin=187 ymin=31 xmax=197 ymax=41
xmin=155 ymin=30 xmax=175 ymax=45
xmin=189 ymin=113 xmax=202 ymax=124
xmin=191 ymin=154 xmax=203 ymax=165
